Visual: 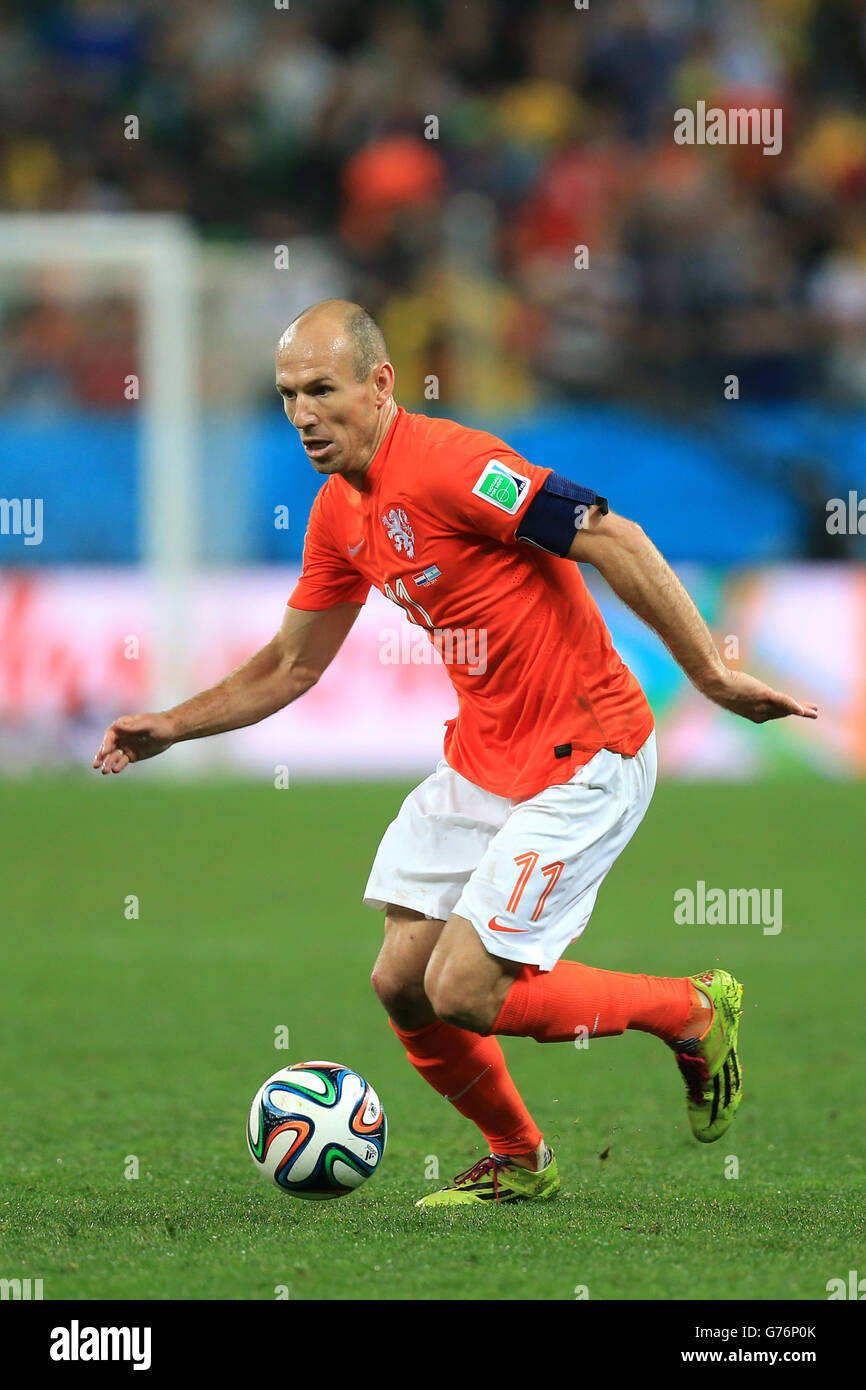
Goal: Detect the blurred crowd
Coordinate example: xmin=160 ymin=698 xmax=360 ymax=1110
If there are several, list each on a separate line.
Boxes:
xmin=3 ymin=0 xmax=866 ymax=410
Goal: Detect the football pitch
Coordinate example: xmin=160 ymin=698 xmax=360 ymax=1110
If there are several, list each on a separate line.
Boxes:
xmin=2 ymin=774 xmax=863 ymax=1302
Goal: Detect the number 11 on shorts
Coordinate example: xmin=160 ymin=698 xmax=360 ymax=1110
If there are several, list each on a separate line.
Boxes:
xmin=507 ymin=851 xmax=565 ymax=922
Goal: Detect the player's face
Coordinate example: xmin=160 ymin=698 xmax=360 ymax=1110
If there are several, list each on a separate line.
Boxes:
xmin=275 ymin=329 xmax=389 ymax=479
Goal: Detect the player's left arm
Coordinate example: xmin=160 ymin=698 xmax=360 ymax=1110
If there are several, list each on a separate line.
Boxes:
xmin=567 ymin=508 xmax=818 ymax=724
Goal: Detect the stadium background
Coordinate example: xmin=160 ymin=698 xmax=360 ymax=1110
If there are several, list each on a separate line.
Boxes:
xmin=1 ymin=0 xmax=865 ymax=778
xmin=1 ymin=0 xmax=864 ymax=1305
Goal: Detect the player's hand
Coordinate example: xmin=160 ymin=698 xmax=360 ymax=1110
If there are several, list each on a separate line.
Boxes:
xmin=92 ymin=713 xmax=177 ymax=774
xmin=703 ymin=669 xmax=818 ymax=724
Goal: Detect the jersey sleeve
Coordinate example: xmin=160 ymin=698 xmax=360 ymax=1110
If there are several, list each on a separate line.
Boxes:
xmin=428 ymin=432 xmax=552 ymax=544
xmin=288 ymin=486 xmax=371 ymax=611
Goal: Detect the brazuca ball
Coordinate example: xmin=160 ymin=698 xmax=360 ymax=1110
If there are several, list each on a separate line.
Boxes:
xmin=247 ymin=1060 xmax=387 ymax=1198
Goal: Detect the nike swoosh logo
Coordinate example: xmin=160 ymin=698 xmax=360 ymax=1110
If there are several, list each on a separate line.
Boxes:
xmin=347 ymin=540 xmax=365 ymax=556
xmin=488 ymin=916 xmax=530 ymax=933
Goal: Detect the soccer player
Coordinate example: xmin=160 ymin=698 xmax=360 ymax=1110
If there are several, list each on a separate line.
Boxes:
xmin=94 ymin=300 xmax=817 ymax=1206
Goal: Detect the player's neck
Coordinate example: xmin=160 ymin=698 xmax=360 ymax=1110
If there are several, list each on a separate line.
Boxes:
xmin=343 ymin=399 xmax=399 ymax=493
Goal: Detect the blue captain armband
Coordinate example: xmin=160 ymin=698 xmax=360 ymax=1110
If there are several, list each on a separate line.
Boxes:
xmin=515 ymin=473 xmax=609 ymax=557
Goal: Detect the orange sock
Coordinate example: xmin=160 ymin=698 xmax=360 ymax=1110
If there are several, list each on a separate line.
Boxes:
xmin=492 ymin=960 xmax=694 ymax=1045
xmin=389 ymin=1017 xmax=543 ymax=1156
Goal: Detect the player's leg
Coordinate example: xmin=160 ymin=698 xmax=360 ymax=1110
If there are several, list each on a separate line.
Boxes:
xmin=370 ymin=905 xmax=440 ymax=1030
xmin=425 ymin=733 xmax=744 ymax=1145
xmin=424 ymin=732 xmax=689 ymax=1037
xmin=362 ymin=761 xmax=550 ymax=1183
xmin=370 ymin=905 xmax=547 ymax=1165
xmin=425 ymin=907 xmax=702 ymax=1042
xmin=428 ymin=920 xmax=743 ymax=1146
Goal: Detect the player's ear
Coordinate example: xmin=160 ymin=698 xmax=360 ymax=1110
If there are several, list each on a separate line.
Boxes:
xmin=374 ymin=361 xmax=395 ymax=402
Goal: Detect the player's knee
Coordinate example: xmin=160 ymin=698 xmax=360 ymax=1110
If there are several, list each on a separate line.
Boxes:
xmin=432 ymin=994 xmax=492 ymax=1035
xmin=425 ymin=967 xmax=492 ymax=1035
xmin=370 ymin=966 xmax=429 ymax=1028
xmin=369 ymin=963 xmax=408 ymax=1010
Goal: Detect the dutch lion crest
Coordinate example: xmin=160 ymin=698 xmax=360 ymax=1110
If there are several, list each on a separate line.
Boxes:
xmin=381 ymin=506 xmax=415 ymax=558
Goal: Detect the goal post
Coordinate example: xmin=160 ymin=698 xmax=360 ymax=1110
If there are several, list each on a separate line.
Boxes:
xmin=0 ymin=212 xmax=199 ymax=713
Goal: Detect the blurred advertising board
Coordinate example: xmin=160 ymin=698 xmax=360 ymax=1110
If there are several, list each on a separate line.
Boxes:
xmin=0 ymin=566 xmax=862 ymax=779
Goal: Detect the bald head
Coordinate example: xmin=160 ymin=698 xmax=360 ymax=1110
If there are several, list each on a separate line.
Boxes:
xmin=279 ymin=299 xmax=388 ymax=383
xmin=275 ymin=298 xmax=397 ymax=487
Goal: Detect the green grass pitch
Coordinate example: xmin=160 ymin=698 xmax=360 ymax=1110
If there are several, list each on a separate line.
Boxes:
xmin=1 ymin=774 xmax=863 ymax=1301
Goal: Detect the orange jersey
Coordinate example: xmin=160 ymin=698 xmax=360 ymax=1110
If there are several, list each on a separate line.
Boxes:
xmin=289 ymin=406 xmax=654 ymax=799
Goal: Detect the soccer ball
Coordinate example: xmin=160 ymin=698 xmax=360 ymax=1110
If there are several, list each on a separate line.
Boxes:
xmin=246 ymin=1060 xmax=387 ymax=1199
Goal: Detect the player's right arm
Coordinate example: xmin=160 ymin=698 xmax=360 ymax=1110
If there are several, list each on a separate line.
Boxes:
xmin=92 ymin=602 xmax=362 ymax=775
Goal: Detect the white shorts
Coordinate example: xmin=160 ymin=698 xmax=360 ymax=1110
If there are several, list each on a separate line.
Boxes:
xmin=363 ymin=732 xmax=657 ymax=972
